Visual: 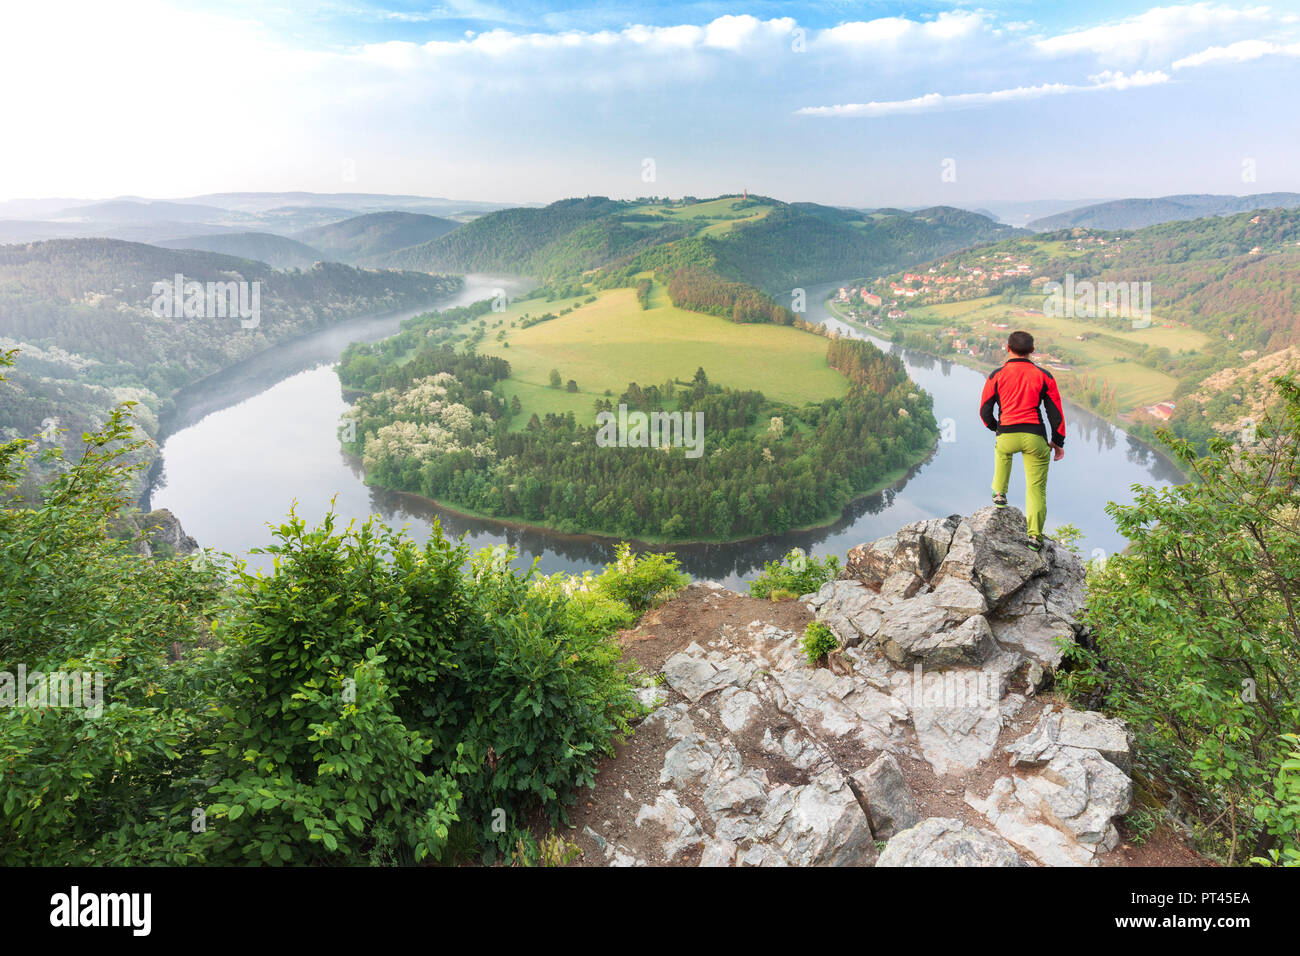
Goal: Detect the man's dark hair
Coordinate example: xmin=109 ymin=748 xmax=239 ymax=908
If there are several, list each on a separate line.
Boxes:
xmin=1007 ymin=330 xmax=1035 ymax=356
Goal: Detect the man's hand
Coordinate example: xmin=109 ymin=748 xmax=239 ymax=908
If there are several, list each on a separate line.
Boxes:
xmin=1052 ymin=443 xmax=1065 ymax=461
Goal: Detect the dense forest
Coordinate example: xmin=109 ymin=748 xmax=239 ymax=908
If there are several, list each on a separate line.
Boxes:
xmin=156 ymin=232 xmax=326 ymax=270
xmin=381 ymin=197 xmax=695 ymax=278
xmin=338 ymin=331 xmax=936 ymax=540
xmin=707 ymin=203 xmax=1021 ymax=294
xmin=664 ymin=267 xmax=796 ymax=324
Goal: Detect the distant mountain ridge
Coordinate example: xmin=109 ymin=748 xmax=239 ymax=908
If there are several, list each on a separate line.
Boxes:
xmin=293 ymin=211 xmax=461 ymax=265
xmin=1028 ymin=193 xmax=1300 ymax=231
xmin=0 ymin=193 xmax=522 ymax=247
xmin=380 ymin=195 xmax=1021 ymax=293
xmin=53 ymin=199 xmax=242 ymax=223
xmin=156 ymin=232 xmax=326 ymax=269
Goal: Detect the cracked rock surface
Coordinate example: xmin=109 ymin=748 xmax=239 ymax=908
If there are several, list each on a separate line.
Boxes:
xmin=568 ymin=509 xmax=1135 ymax=867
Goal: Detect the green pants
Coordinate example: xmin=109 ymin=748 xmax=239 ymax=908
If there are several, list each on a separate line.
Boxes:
xmin=991 ymin=432 xmax=1051 ymax=538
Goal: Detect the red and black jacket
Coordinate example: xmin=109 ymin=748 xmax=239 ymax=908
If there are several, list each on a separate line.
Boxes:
xmin=979 ymin=357 xmax=1066 ymax=447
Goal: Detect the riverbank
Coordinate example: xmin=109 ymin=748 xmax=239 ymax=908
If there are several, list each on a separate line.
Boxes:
xmin=347 ymin=452 xmax=931 ymax=552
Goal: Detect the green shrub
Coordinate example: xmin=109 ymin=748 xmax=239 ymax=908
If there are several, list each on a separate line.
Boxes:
xmin=1060 ymin=374 xmax=1300 ymax=865
xmin=0 ymin=384 xmax=227 ymax=865
xmin=594 ymin=543 xmax=689 ymax=612
xmin=749 ymin=548 xmax=840 ymax=599
xmin=1253 ymin=734 xmax=1300 ymax=867
xmin=199 ymin=520 xmax=642 ymax=864
xmin=1049 ymin=522 xmax=1084 ymax=556
xmin=193 ymin=511 xmax=470 ymax=864
xmin=534 ymin=571 xmax=638 ymax=636
xmin=201 ymin=649 xmax=462 ymax=865
xmin=801 ymin=621 xmax=838 ymax=665
xmin=0 ymin=348 xmax=648 ymax=865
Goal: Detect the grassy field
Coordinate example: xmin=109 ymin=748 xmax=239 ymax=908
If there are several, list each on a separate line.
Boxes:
xmin=624 ymin=197 xmax=773 ymax=238
xmin=904 ymin=296 xmax=1210 ymax=410
xmin=467 ymin=280 xmax=847 ymax=426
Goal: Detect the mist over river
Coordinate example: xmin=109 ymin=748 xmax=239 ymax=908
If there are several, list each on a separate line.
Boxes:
xmin=146 ymin=276 xmax=1183 ymax=587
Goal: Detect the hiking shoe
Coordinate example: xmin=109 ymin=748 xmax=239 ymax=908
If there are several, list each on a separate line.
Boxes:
xmin=992 ymin=492 xmax=1008 ymax=508
xmin=1026 ymin=535 xmax=1043 ymax=552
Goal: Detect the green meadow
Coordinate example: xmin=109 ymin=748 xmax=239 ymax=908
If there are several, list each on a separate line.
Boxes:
xmin=468 ymin=281 xmax=847 ymax=427
xmin=905 ymin=295 xmax=1210 ymax=410
xmin=624 ymin=197 xmax=773 ymax=238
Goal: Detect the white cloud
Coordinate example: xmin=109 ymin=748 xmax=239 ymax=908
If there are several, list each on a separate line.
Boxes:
xmin=1035 ymin=3 xmax=1275 ymax=64
xmin=796 ymin=71 xmax=1170 ymax=118
xmin=1172 ymin=38 xmax=1300 ymax=67
xmin=815 ymin=10 xmax=988 ymax=52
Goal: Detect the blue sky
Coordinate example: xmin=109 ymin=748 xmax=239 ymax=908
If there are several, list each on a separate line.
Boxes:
xmin=2 ymin=1 xmax=1298 ymax=207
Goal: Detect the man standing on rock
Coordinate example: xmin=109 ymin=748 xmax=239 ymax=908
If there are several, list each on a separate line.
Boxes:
xmin=978 ymin=330 xmax=1066 ymax=551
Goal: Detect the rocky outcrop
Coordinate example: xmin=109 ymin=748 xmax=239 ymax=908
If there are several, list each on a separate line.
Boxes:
xmin=110 ymin=508 xmax=199 ymax=558
xmin=579 ymin=509 xmax=1134 ymax=867
xmin=816 ymin=506 xmax=1086 ymax=676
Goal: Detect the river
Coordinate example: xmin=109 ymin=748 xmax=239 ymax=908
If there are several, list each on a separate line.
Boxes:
xmin=145 ymin=276 xmax=1184 ymax=586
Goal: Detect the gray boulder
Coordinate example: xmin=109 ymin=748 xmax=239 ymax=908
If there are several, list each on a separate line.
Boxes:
xmin=877 ymin=817 xmax=1027 ymax=867
xmin=842 ymin=514 xmax=962 ymax=588
xmin=749 ymin=770 xmax=877 ymax=867
xmin=895 ymin=613 xmax=998 ymax=668
xmin=853 ymin=752 xmax=921 ymax=839
xmin=111 ymin=508 xmax=199 ymax=558
xmin=1040 ymin=748 xmax=1133 ymax=847
xmin=1006 ymin=707 xmax=1133 ymax=773
xmin=930 ymin=507 xmax=1049 ymax=607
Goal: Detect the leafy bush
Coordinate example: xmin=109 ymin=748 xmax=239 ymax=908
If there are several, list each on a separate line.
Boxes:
xmin=194 ymin=511 xmax=470 ymax=864
xmin=749 ymin=548 xmax=841 ymax=599
xmin=1060 ymin=375 xmax=1300 ymax=865
xmin=1254 ymin=734 xmax=1300 ymax=866
xmin=594 ymin=543 xmax=689 ymax=612
xmin=534 ymin=570 xmax=638 ymax=636
xmin=201 ymin=649 xmax=462 ymax=865
xmin=801 ymin=621 xmax=838 ymax=665
xmin=0 ymin=378 xmax=227 ymax=865
xmin=198 ymin=519 xmax=643 ymax=864
xmin=0 ymin=350 xmax=652 ymax=865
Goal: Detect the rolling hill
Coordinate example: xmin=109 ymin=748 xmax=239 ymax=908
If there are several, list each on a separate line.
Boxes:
xmin=293 ymin=211 xmax=462 ymax=265
xmin=380 ymin=195 xmax=1019 ymax=292
xmin=156 ymin=231 xmax=326 ymax=269
xmin=53 ymin=199 xmax=241 ymax=223
xmin=1028 ymin=193 xmax=1300 ymax=231
xmin=379 ymin=196 xmax=683 ymax=277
